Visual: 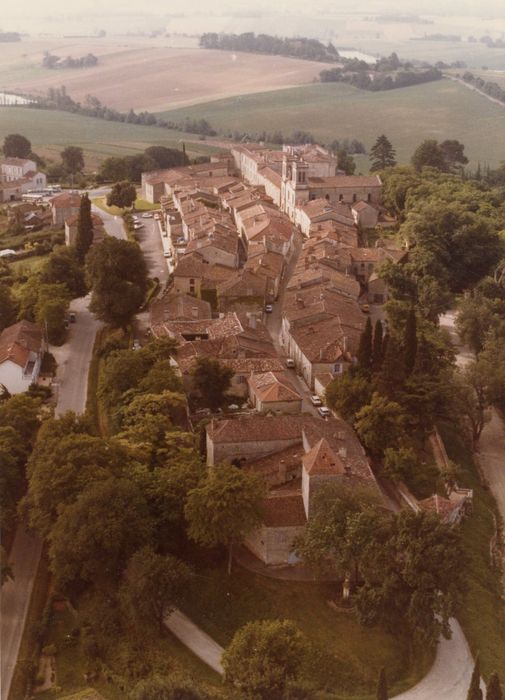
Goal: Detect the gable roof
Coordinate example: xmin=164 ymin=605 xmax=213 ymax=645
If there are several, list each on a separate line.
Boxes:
xmin=248 ymin=371 xmax=301 ymax=403
xmin=302 ymin=438 xmax=346 ymax=476
xmin=0 ymin=320 xmax=43 ymax=367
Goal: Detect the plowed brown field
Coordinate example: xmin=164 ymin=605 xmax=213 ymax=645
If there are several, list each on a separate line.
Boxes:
xmin=0 ymin=38 xmax=331 ymax=112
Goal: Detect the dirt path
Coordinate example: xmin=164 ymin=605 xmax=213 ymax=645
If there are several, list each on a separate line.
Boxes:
xmin=164 ymin=609 xmax=224 ymax=675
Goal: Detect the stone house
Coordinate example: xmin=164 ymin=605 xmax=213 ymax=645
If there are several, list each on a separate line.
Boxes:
xmin=50 ymin=192 xmax=81 ymax=226
xmin=64 ymin=212 xmax=105 ymax=246
xmin=217 ymin=269 xmax=268 ymax=312
xmin=248 ymin=371 xmax=302 ymax=414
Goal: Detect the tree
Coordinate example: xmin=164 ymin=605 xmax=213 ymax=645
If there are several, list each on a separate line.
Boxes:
xmin=440 ymin=139 xmax=468 ymax=172
xmin=467 ymin=655 xmax=483 ymax=700
xmin=356 ymin=511 xmax=465 ymax=647
xmin=34 ymin=282 xmax=70 ymax=345
xmin=369 ymin=135 xmax=396 ymax=171
xmin=411 ymin=140 xmax=446 ymax=171
xmin=121 ymin=546 xmax=192 ymax=632
xmin=0 ymin=285 xmax=18 ymax=331
xmin=325 ymin=371 xmax=373 ymax=423
xmin=107 ymin=180 xmax=137 ymax=209
xmin=40 ymin=248 xmax=87 ymax=298
xmin=75 ymin=193 xmax=94 ymax=264
xmin=355 ymin=393 xmax=406 ymax=456
xmin=191 ymin=357 xmax=233 ymax=411
xmin=144 ymin=146 xmax=189 ymax=169
xmin=130 ymin=674 xmax=209 ymax=700
xmin=357 ymin=317 xmax=373 ymax=373
xmin=377 ymin=668 xmax=388 ymax=700
xmin=487 ymin=672 xmax=503 ymax=700
xmin=295 ymin=482 xmax=381 ymax=585
xmin=61 ymin=145 xmax=84 ymax=174
xmin=3 ymin=133 xmax=31 ymax=158
xmin=403 ymin=308 xmax=417 ymax=376
xmin=48 ymin=478 xmax=154 ymax=588
xmin=372 ymin=320 xmax=384 ymax=370
xmin=185 ymin=463 xmax=264 ymax=574
xmin=222 ymin=619 xmax=308 ymax=700
xmin=86 ymin=237 xmax=148 ymax=329
xmin=337 ymin=149 xmax=356 ymax=175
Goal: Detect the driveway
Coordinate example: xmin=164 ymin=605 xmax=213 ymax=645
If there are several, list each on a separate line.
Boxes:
xmin=393 ymin=619 xmax=482 ymax=699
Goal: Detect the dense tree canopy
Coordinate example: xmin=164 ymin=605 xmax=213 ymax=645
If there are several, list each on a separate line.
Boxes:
xmin=222 ymin=619 xmax=308 ymax=700
xmin=185 ymin=463 xmax=264 ymax=574
xmin=107 ymin=180 xmax=137 ymax=209
xmin=191 ymin=357 xmax=233 ymax=411
xmin=40 ymin=247 xmax=87 ymax=298
xmin=3 ymin=133 xmax=31 ymax=158
xmin=86 ymin=237 xmax=148 ymax=329
xmin=61 ymin=145 xmax=84 ymax=174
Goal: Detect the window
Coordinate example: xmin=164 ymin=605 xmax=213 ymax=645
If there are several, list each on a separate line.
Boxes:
xmin=334 ymin=363 xmax=342 ymax=374
xmin=325 ymin=194 xmax=330 ymax=201
xmin=339 ymin=194 xmax=344 ymax=202
xmin=310 ymin=194 xmax=316 ymax=201
xmin=189 ymin=278 xmax=195 ymax=284
xmin=352 ymin=193 xmax=357 ymax=203
xmin=367 ymin=193 xmax=372 ymax=202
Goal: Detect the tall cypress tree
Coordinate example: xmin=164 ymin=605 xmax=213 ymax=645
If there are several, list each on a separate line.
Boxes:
xmin=376 ymin=668 xmax=388 ymax=700
xmin=404 ymin=308 xmax=417 ymax=377
xmin=370 ymin=135 xmax=397 ymax=171
xmin=379 ymin=332 xmax=404 ymax=397
xmin=372 ymin=320 xmax=384 ymax=371
xmin=467 ymin=655 xmax=483 ymax=700
xmin=75 ymin=193 xmax=94 ymax=264
xmin=357 ymin=316 xmax=373 ymax=373
xmin=487 ymin=672 xmax=503 ymax=700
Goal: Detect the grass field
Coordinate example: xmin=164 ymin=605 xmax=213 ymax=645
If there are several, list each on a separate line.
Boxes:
xmin=0 ymin=107 xmax=222 ymax=171
xmin=158 ymin=78 xmax=505 ymax=169
xmin=0 ymin=39 xmax=331 ymax=112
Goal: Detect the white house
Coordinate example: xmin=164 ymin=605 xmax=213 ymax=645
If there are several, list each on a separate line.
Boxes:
xmin=0 ymin=320 xmax=45 ymax=394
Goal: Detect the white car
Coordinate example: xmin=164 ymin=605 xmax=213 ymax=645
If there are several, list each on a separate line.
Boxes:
xmin=318 ymin=406 xmax=331 ymax=418
xmin=164 ymin=251 xmax=172 ymax=258
xmin=285 ymin=358 xmax=295 ymax=368
xmin=142 ymin=212 xmax=154 ymax=218
xmin=310 ymin=395 xmax=322 ymax=406
xmin=265 ymin=304 xmax=273 ymax=313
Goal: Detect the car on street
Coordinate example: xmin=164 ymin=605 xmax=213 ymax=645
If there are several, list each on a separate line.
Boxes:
xmin=133 ymin=222 xmax=144 ymax=230
xmin=164 ymin=251 xmax=172 ymax=258
xmin=310 ymin=395 xmax=322 ymax=406
xmin=285 ymin=358 xmax=295 ymax=368
xmin=69 ymin=312 xmax=77 ymax=323
xmin=318 ymin=406 xmax=331 ymax=418
xmin=142 ymin=212 xmax=154 ymax=218
xmin=265 ymin=304 xmax=273 ymax=313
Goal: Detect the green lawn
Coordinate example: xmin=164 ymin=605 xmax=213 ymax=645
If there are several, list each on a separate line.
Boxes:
xmin=92 ymin=197 xmax=158 ymax=216
xmin=180 ymin=551 xmax=432 ymax=699
xmin=9 ymin=254 xmax=50 ymax=275
xmin=158 ymin=79 xmax=505 ymax=169
xmin=0 ymin=107 xmax=224 ymax=171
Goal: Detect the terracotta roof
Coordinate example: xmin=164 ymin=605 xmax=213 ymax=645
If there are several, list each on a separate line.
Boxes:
xmin=261 ymin=491 xmax=307 ymax=527
xmin=150 ymin=293 xmax=212 ymax=324
xmin=50 ymin=192 xmax=81 ymax=208
xmin=65 ymin=213 xmax=104 ymax=227
xmin=0 ymin=320 xmax=43 ymax=368
xmin=154 ymin=312 xmax=243 ymax=342
xmin=248 ymin=371 xmax=301 ymax=403
xmin=207 ymin=415 xmax=305 ymax=444
xmin=243 ymin=445 xmax=304 ymax=482
xmin=302 ymin=438 xmax=346 ymax=476
xmin=218 ymin=269 xmax=267 ymax=298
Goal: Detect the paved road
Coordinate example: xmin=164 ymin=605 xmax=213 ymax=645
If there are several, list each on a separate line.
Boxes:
xmin=164 ymin=609 xmax=224 ymax=675
xmin=50 ymin=296 xmax=102 ymax=416
xmin=439 ymin=310 xmax=474 ymax=369
xmin=0 ymin=527 xmax=43 ymax=700
xmin=134 ymin=216 xmax=170 ymax=286
xmin=393 ymin=619 xmax=482 ymax=699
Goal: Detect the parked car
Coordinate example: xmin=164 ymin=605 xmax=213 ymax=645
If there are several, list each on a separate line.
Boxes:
xmin=69 ymin=312 xmax=77 ymax=323
xmin=142 ymin=212 xmax=154 ymax=218
xmin=132 ymin=339 xmax=141 ymax=350
xmin=164 ymin=251 xmax=172 ymax=258
xmin=310 ymin=395 xmax=322 ymax=406
xmin=318 ymin=406 xmax=331 ymax=418
xmin=154 ymin=213 xmax=161 ymax=220
xmin=133 ymin=222 xmax=144 ymax=230
xmin=265 ymin=304 xmax=273 ymax=313
xmin=285 ymin=358 xmax=295 ymax=368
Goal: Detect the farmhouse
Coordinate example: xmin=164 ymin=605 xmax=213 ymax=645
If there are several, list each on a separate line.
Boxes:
xmin=247 ymin=371 xmax=302 ymax=414
xmin=0 ymin=320 xmax=45 ymax=394
xmin=0 ymin=157 xmax=47 ymax=203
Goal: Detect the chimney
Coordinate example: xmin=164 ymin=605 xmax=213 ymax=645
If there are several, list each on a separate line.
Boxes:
xmin=343 ymin=336 xmax=347 ymax=353
xmin=278 ymin=460 xmax=287 ymax=483
xmin=338 ymin=446 xmax=348 ymax=460
xmin=319 ymin=348 xmax=324 ymax=360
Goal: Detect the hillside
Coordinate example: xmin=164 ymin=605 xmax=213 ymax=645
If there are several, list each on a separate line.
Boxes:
xmin=158 ymin=78 xmax=505 ymax=168
xmin=0 ymin=107 xmax=222 ymax=171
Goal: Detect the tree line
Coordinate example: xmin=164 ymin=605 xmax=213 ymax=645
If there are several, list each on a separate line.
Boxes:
xmin=200 ymin=31 xmax=341 ymax=63
xmin=42 ymin=51 xmax=98 ymax=69
xmin=461 ymin=71 xmax=505 ymax=105
xmin=320 ymin=66 xmax=442 ymax=91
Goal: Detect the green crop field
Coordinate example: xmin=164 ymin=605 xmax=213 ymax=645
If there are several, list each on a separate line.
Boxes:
xmin=159 ymin=79 xmax=505 ymax=169
xmin=0 ymin=107 xmax=223 ymax=171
